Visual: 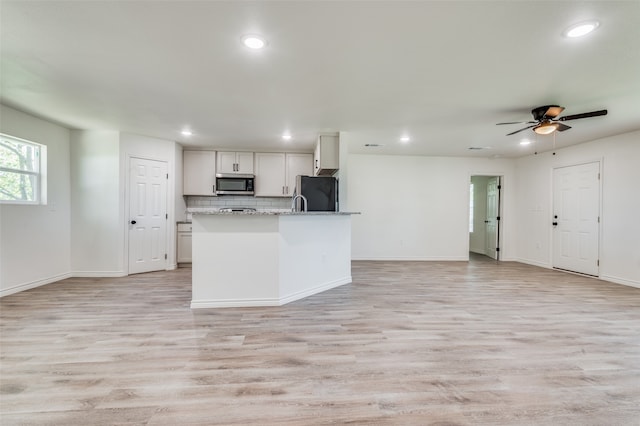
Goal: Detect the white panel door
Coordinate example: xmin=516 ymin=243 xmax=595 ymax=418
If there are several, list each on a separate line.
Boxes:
xmin=485 ymin=176 xmax=499 ymax=259
xmin=552 ymin=162 xmax=600 ymax=276
xmin=129 ymin=158 xmax=168 ymax=274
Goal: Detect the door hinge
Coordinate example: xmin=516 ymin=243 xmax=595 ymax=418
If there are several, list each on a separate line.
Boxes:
xmin=496 ymin=247 xmax=500 ymax=252
xmin=597 ymin=173 xmax=600 ymax=180
xmin=165 ymin=254 xmax=167 ymax=260
xmin=166 ymin=213 xmax=168 ymax=219
xmin=597 ymin=259 xmax=599 ymax=266
xmin=166 ymin=173 xmax=169 ymax=179
xmin=598 ymin=216 xmax=600 ymax=223
xmin=497 ymin=185 xmax=502 ymax=190
xmin=496 ymin=216 xmax=501 ymax=221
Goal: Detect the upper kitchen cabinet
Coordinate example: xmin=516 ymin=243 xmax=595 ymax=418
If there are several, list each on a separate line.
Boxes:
xmin=286 ymin=153 xmax=313 ymax=195
xmin=254 ymin=152 xmax=313 ymax=197
xmin=217 ymin=151 xmax=254 ymax=175
xmin=183 ymin=150 xmax=216 ymax=196
xmin=314 ymin=134 xmax=339 ymax=176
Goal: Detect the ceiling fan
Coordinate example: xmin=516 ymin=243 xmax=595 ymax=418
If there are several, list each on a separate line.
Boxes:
xmin=497 ymin=105 xmax=608 ymax=136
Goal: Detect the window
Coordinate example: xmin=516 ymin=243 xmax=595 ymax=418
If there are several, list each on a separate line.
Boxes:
xmin=0 ymin=133 xmax=46 ymax=204
xmin=469 ymin=182 xmax=474 ymax=232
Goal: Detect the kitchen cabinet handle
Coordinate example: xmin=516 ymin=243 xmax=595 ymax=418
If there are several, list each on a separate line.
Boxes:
xmin=212 ymin=185 xmax=215 ymax=194
xmin=130 ymin=220 xmax=137 ymax=225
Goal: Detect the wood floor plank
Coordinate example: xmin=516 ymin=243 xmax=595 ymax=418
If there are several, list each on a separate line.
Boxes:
xmin=1 ymin=257 xmax=639 ymax=425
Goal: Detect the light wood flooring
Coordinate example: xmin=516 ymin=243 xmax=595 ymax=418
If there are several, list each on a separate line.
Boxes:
xmin=1 ymin=258 xmax=639 ymax=425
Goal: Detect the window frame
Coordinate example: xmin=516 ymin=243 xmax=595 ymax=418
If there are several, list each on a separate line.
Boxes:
xmin=0 ymin=133 xmax=45 ymax=205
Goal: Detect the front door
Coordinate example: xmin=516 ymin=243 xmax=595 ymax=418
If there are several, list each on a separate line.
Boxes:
xmin=552 ymin=162 xmax=600 ymax=276
xmin=128 ymin=157 xmax=168 ymax=274
xmin=485 ymin=176 xmax=500 ymax=259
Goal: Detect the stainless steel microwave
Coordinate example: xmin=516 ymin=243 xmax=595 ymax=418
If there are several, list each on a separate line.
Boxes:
xmin=215 ymin=174 xmax=255 ymax=195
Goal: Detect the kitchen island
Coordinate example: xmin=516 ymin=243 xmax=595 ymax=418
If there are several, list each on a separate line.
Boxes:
xmin=190 ymin=210 xmax=358 ymax=308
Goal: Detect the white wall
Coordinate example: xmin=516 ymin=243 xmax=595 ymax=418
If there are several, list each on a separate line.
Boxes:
xmin=0 ymin=105 xmax=71 ymax=295
xmin=348 ymin=154 xmax=516 ymax=261
xmin=514 ymin=131 xmax=640 ymax=287
xmin=469 ymin=175 xmax=489 ymax=254
xmin=70 ymin=130 xmax=123 ymax=275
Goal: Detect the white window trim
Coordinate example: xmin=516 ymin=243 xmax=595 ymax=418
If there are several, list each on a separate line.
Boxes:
xmin=0 ymin=133 xmax=46 ymax=205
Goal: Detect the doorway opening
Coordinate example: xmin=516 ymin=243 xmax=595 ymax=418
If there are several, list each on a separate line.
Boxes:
xmin=469 ymin=175 xmax=502 ymax=261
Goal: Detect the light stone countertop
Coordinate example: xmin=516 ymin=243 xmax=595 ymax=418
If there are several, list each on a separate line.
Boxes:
xmin=187 ymin=208 xmax=359 ymax=216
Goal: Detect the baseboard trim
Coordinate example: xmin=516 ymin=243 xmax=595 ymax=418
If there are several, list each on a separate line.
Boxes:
xmin=71 ymin=271 xmax=127 ymax=278
xmin=191 ymin=298 xmax=281 ymax=309
xmin=191 ymin=276 xmax=353 ymax=309
xmin=601 ymin=274 xmax=640 ymax=289
xmin=0 ymin=272 xmax=73 ymax=297
xmin=352 ymin=256 xmax=468 ymax=261
xmin=514 ymin=258 xmax=552 ymax=269
xmin=279 ymin=276 xmax=352 ymax=305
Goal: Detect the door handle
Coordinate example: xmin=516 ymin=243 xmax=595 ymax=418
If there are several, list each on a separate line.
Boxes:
xmin=130 ymin=220 xmax=137 ymax=225
xmin=484 ymin=220 xmax=489 ymax=223
xmin=552 ymin=222 xmax=558 ymax=226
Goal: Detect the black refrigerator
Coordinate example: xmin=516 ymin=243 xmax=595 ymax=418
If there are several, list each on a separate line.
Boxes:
xmin=294 ymin=176 xmax=338 ymax=212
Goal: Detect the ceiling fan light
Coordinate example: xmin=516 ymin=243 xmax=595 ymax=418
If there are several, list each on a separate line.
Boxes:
xmin=533 ymin=122 xmax=558 ymax=135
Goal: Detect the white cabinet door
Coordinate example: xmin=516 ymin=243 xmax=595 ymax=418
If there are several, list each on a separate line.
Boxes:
xmin=236 ymin=152 xmax=254 ymax=174
xmin=177 ymin=224 xmax=192 ymax=263
xmin=216 ymin=151 xmax=238 ymax=174
xmin=217 ymin=151 xmax=254 ymax=174
xmin=285 ymin=153 xmax=313 ymax=196
xmin=183 ymin=151 xmax=216 ymax=195
xmin=255 ymin=153 xmax=286 ymax=197
xmin=314 ymin=135 xmax=339 ymax=176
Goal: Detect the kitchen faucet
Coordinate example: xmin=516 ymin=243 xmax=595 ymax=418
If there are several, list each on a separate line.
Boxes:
xmin=291 ymin=194 xmax=308 ymax=212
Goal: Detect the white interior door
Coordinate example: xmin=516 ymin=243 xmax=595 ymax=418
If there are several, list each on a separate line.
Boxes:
xmin=129 ymin=157 xmax=168 ymax=274
xmin=485 ymin=176 xmax=500 ymax=259
xmin=552 ymin=162 xmax=600 ymax=276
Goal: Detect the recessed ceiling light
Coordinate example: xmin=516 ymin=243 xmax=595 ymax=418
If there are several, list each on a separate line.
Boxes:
xmin=520 ymin=140 xmax=531 ymax=146
xmin=564 ymin=21 xmax=600 ymax=38
xmin=181 ymin=130 xmax=193 ymax=136
xmin=400 ymin=135 xmax=410 ymax=143
xmin=242 ymin=35 xmax=267 ymax=49
xmin=282 ymin=133 xmax=292 ymax=140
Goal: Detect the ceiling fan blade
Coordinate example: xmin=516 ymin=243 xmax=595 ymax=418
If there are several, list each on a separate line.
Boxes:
xmin=556 ymin=123 xmax=571 ymax=132
xmin=506 ymin=124 xmax=537 ymax=136
xmin=558 ymin=109 xmax=608 ymax=121
xmin=496 ymin=121 xmax=536 ymax=125
xmin=544 ymin=106 xmax=565 ymax=119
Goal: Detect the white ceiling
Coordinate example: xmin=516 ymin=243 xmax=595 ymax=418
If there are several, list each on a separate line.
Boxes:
xmin=1 ymin=1 xmax=639 ymax=158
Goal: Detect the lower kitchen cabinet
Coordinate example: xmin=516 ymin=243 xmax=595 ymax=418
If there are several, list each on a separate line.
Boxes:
xmin=177 ymin=223 xmax=192 ymax=264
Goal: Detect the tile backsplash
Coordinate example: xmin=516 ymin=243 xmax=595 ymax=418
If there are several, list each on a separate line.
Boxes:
xmin=186 ymin=195 xmax=291 ymax=210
